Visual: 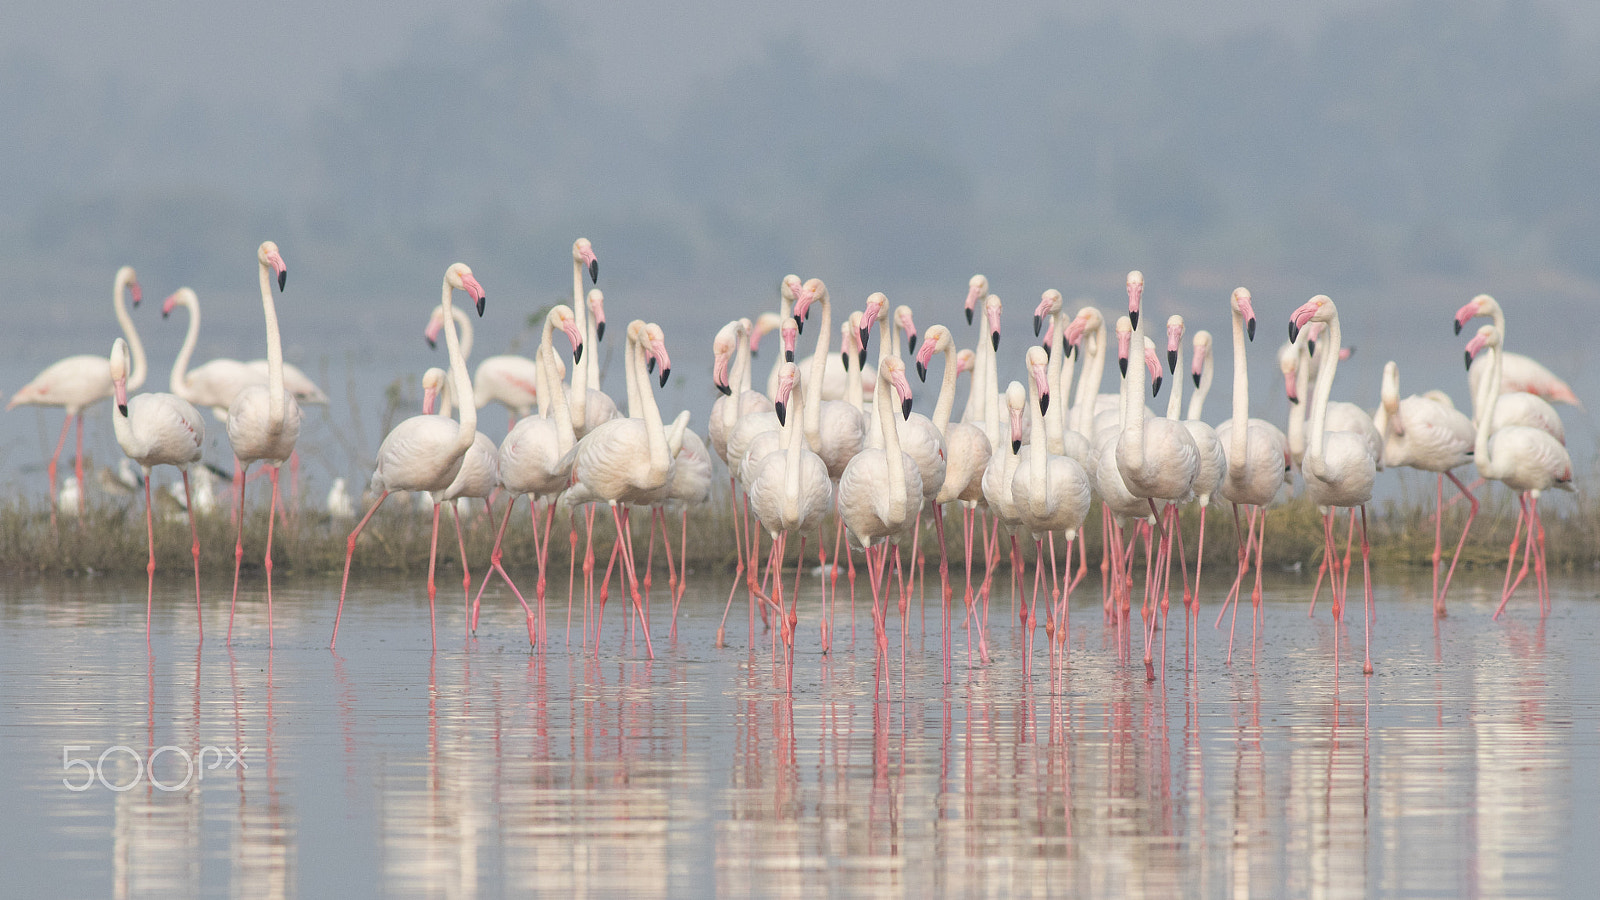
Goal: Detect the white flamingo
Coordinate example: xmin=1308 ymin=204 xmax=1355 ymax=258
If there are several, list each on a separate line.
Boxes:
xmin=1455 ymin=294 xmax=1581 ymax=409
xmin=108 ymin=337 xmax=205 ymax=642
xmin=794 ymin=280 xmax=868 ymax=480
xmin=1373 ymin=359 xmax=1477 ymax=616
xmin=1211 ymin=289 xmax=1288 ymax=661
xmin=332 ymin=263 xmax=488 ymax=650
xmin=1165 ymin=316 xmax=1225 ymax=639
xmin=1012 ymin=346 xmax=1093 ymax=672
xmin=424 ymin=303 xmax=541 ymax=427
xmin=567 ymin=238 xmax=618 ymax=437
xmin=1289 ymin=295 xmax=1379 ymax=675
xmin=471 ymin=306 xmax=586 ymax=646
xmin=419 ymin=364 xmax=501 ymax=637
xmin=1464 ymin=323 xmax=1574 ymax=619
xmin=569 ymin=319 xmax=675 ymax=658
xmin=225 ymin=241 xmax=302 ymax=647
xmin=838 ymin=357 xmax=923 ymax=664
xmin=710 ymin=319 xmax=773 ymax=465
xmin=745 ymin=362 xmax=833 ymax=662
xmin=8 ymin=265 xmax=144 ymax=522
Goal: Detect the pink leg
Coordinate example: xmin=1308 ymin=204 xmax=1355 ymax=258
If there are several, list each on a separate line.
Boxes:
xmin=450 ymin=501 xmax=472 ymax=638
xmin=426 ymin=502 xmax=442 ymax=649
xmin=46 ymin=414 xmax=72 ymax=528
xmin=144 ymin=476 xmax=156 ymax=643
xmin=1494 ymin=495 xmax=1528 ymax=619
xmin=1430 ymin=474 xmax=1444 ymax=612
xmin=331 ymin=491 xmax=390 ymax=649
xmin=228 ymin=459 xmax=250 ymax=645
xmin=264 ymin=466 xmax=282 ymax=648
xmin=1360 ymin=506 xmax=1373 ymax=675
xmin=74 ymin=413 xmax=87 ymax=519
xmin=183 ymin=470 xmax=202 ymax=641
xmin=1435 ymin=471 xmax=1477 ymax=616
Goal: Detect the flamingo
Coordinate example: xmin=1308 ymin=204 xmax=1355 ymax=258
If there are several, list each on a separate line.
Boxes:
xmin=1455 ymin=294 xmax=1581 ymax=409
xmin=1464 ymin=323 xmax=1574 ymax=618
xmin=978 ymin=379 xmax=1027 ymax=647
xmin=710 ymin=319 xmax=773 ymax=464
xmin=959 ymin=275 xmax=991 ymax=426
xmin=8 ymin=265 xmax=145 ymax=522
xmin=569 ymin=319 xmax=675 ymax=658
xmin=224 ymin=241 xmax=302 ymax=647
xmin=1117 ymin=272 xmax=1199 ymax=671
xmin=1211 ymin=289 xmax=1288 ymax=662
xmin=470 ymin=305 xmax=586 ymax=646
xmin=1373 ymin=360 xmax=1476 ymax=616
xmin=792 ymin=279 xmax=867 ymax=479
xmin=417 ymin=364 xmax=502 ymax=638
xmin=108 ymin=337 xmax=205 ymax=642
xmin=1289 ymin=295 xmax=1379 ymax=674
xmin=1165 ymin=316 xmax=1225 ymax=644
xmin=838 ymin=356 xmax=923 ymax=668
xmin=1011 ymin=346 xmax=1093 ymax=674
xmin=332 ymin=263 xmax=488 ymax=650
xmin=567 ymin=239 xmax=617 ymax=437
xmin=745 ymin=361 xmax=834 ymax=667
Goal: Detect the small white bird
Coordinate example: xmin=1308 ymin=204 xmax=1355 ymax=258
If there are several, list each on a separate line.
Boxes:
xmin=327 ymin=477 xmax=355 ymax=520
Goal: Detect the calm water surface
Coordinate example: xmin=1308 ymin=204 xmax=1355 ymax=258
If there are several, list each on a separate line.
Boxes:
xmin=3 ymin=569 xmax=1599 ymax=898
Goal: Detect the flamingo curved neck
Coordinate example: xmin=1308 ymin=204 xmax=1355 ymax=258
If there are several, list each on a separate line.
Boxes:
xmin=1305 ymin=316 xmax=1341 ymax=475
xmin=1120 ymin=317 xmax=1149 ymax=471
xmin=1072 ymin=313 xmax=1107 ymax=436
xmin=258 ymin=258 xmax=286 ymax=428
xmin=931 ymin=339 xmax=959 ymax=434
xmin=782 ymin=377 xmax=804 ymax=524
xmin=1166 ymin=335 xmax=1184 ymax=421
xmin=439 ymin=278 xmax=477 ymax=460
xmin=570 ymin=254 xmax=589 ymax=425
xmin=733 ymin=321 xmax=753 ymax=394
xmin=1027 ymin=372 xmax=1049 ymax=519
xmin=116 ymin=269 xmax=148 ymax=393
xmin=631 ymin=328 xmax=671 ymax=482
xmin=1189 ymin=345 xmax=1213 ymax=422
xmin=1227 ymin=308 xmax=1250 ymax=476
xmin=539 ymin=323 xmax=576 ymax=453
xmin=803 ymin=288 xmax=832 ymax=450
xmin=169 ymin=295 xmax=200 ymax=399
xmin=1473 ymin=340 xmax=1504 ymax=475
xmin=875 ymin=366 xmax=907 ymax=526
xmin=982 ymin=329 xmax=1001 ymax=451
xmin=623 ymin=328 xmax=643 ymax=418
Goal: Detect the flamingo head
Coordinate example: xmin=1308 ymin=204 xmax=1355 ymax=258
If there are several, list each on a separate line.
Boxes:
xmin=552 ymin=305 xmax=585 ymax=359
xmin=1026 ymin=345 xmax=1051 ymax=416
xmin=773 ymin=362 xmax=800 ymax=426
xmin=646 ymin=323 xmax=671 ymax=387
xmin=1381 ymin=360 xmax=1403 ymax=432
xmin=857 ymin=292 xmax=887 ymax=349
xmin=779 ymin=274 xmax=802 ymax=310
xmin=258 ymin=241 xmax=287 ymax=292
xmin=1191 ymin=330 xmax=1212 ymax=388
xmin=915 ymin=324 xmax=950 ymax=382
xmin=109 ymin=338 xmax=131 ymax=416
xmin=846 ymin=311 xmax=868 ymax=369
xmin=161 ymin=287 xmax=196 ymax=320
xmin=424 ymin=306 xmax=447 ymax=349
xmin=793 ymin=278 xmax=827 ymax=334
xmin=1464 ymin=323 xmax=1500 ymax=370
xmin=587 ymin=289 xmax=606 ymax=342
xmin=1454 ymin=293 xmax=1495 ymax=335
xmin=117 ymin=266 xmax=141 ymax=308
xmin=1231 ymin=287 xmax=1256 ymax=341
xmin=984 ymin=294 xmax=1003 ymax=352
xmin=1287 ymin=295 xmax=1333 ymax=344
xmin=1034 ymin=289 xmax=1062 ymax=337
xmin=956 ymin=349 xmax=976 ymax=377
xmin=1126 ymin=270 xmax=1144 ymax=330
xmin=881 ymin=357 xmax=914 ymax=420
xmin=895 ymin=305 xmax=918 ymax=354
xmin=446 ymin=263 xmax=486 ymax=316
xmin=1144 ymin=338 xmax=1164 ymax=398
xmin=1116 ymin=315 xmax=1133 ymax=376
xmin=749 ymin=311 xmax=781 ymax=355
xmin=965 ymin=274 xmax=988 ymax=325
xmin=1165 ymin=315 xmax=1185 ymax=374
xmin=711 ymin=321 xmax=740 ymax=396
xmin=772 ymin=318 xmax=795 ymax=365
xmin=1064 ymin=306 xmax=1095 ymax=349
xmin=1277 ymin=341 xmax=1300 ymax=404
xmin=574 ymin=238 xmax=598 ymax=284
xmin=421 ymin=367 xmax=446 ymax=416
xmin=1005 ymin=381 xmax=1026 ymax=454
xmin=1039 ymin=318 xmax=1057 ymax=360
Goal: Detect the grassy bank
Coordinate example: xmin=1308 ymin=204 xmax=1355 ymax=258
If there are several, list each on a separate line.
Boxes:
xmin=2 ymin=476 xmax=1596 ymax=581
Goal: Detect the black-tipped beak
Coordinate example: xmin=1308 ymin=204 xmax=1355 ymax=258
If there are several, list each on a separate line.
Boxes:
xmin=118 ymin=403 xmax=128 ymax=417
xmin=1011 ymin=438 xmax=1021 ymax=453
xmin=1345 ymin=346 xmax=1356 ymax=357
xmin=1247 ymin=317 xmax=1256 ymax=341
xmin=1152 ymin=376 xmax=1162 ymax=397
xmin=475 ymin=295 xmax=486 ymax=317
xmin=1464 ymin=350 xmax=1473 ymax=371
xmin=647 ymin=356 xmax=656 ymax=375
xmin=841 ymin=350 xmax=849 ymax=369
xmin=858 ymin=349 xmax=867 ymax=368
xmin=278 ymin=270 xmax=287 ymax=292
xmin=794 ymin=314 xmax=805 ymax=336
xmin=1288 ymin=321 xmax=1300 ymax=343
xmin=1042 ymin=342 xmax=1051 ymax=362
xmin=1289 ymin=395 xmax=1298 ymax=405
xmin=966 ymin=308 xmax=974 ymax=326
xmin=595 ymin=320 xmax=605 ymax=342
xmin=907 ymin=333 xmax=917 ymax=354
xmin=774 ymin=401 xmax=786 ymax=426
xmin=901 ymin=397 xmax=913 ymax=419
xmin=1064 ymin=342 xmax=1074 ymax=359
xmin=1129 ymin=309 xmax=1139 ymax=330
xmin=916 ymin=360 xmax=927 ymax=382
xmin=784 ymin=349 xmax=794 ymax=363
xmin=1033 ymin=314 xmax=1042 ymax=336
xmin=859 ymin=326 xmax=870 ymax=348
xmin=1192 ymin=371 xmax=1201 ymax=388
xmin=717 ymin=382 xmax=732 ymax=396
xmin=1167 ymin=349 xmax=1178 ymax=373
xmin=161 ymin=310 xmax=169 ymax=319
xmin=1307 ymin=339 xmax=1316 ymax=357
xmin=573 ymin=343 xmax=584 ymax=365
xmin=1453 ymin=318 xmax=1462 ymax=336
xmin=990 ymin=331 xmax=999 ymax=352
xmin=1039 ymin=394 xmax=1050 ymax=416
xmin=1119 ymin=356 xmax=1128 ymax=377
xmin=426 ymin=336 xmax=437 ymax=350
xmin=588 ymin=259 xmax=599 ymax=284
xmin=659 ymin=367 xmax=670 ymax=388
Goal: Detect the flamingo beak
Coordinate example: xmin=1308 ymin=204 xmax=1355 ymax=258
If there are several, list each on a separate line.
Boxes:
xmin=1033 ymin=314 xmax=1043 ymax=337
xmin=774 ymin=400 xmax=786 ymax=426
xmin=130 ymin=281 xmax=143 ymax=308
xmin=595 ymin=319 xmax=606 ymax=342
xmin=1247 ymin=317 xmax=1256 ymax=341
xmin=647 ymin=356 xmax=656 ymax=375
xmin=580 ymin=246 xmax=599 ymax=284
xmin=1193 ymin=371 xmax=1202 ymax=388
xmin=916 ymin=360 xmax=927 ymax=382
xmin=265 ymin=250 xmax=287 ymax=292
xmin=966 ymin=307 xmax=974 ymax=326
xmin=1284 ymin=370 xmax=1298 ymax=404
xmin=906 ymin=331 xmax=917 ymax=355
xmin=1464 ymin=350 xmax=1473 ymax=370
xmin=858 ymin=349 xmax=868 ymax=369
xmin=115 ymin=378 xmax=128 ymax=417
xmin=901 ymin=396 xmax=913 ymax=419
xmin=840 ymin=350 xmax=849 ymax=369
xmin=1167 ymin=348 xmax=1178 ymax=373
xmin=654 ymin=341 xmax=671 ymax=387
xmin=573 ymin=343 xmax=584 ymax=365
xmin=860 ymin=325 xmax=871 ymax=348
xmin=990 ymin=330 xmax=999 ymax=352
xmin=1040 ymin=392 xmax=1049 ymax=416
xmin=423 ymin=384 xmax=438 ymax=416
xmin=785 ymin=348 xmax=794 ymax=363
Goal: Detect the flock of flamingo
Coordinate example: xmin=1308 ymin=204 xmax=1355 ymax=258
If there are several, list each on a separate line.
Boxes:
xmin=5 ymin=239 xmax=1582 ymax=682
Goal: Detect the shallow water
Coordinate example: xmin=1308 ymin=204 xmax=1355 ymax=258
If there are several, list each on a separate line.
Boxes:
xmin=2 ymin=567 xmax=1599 ymax=898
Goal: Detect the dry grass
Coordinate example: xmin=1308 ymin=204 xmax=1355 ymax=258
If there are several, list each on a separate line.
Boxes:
xmin=1 ymin=476 xmax=1594 ymax=580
